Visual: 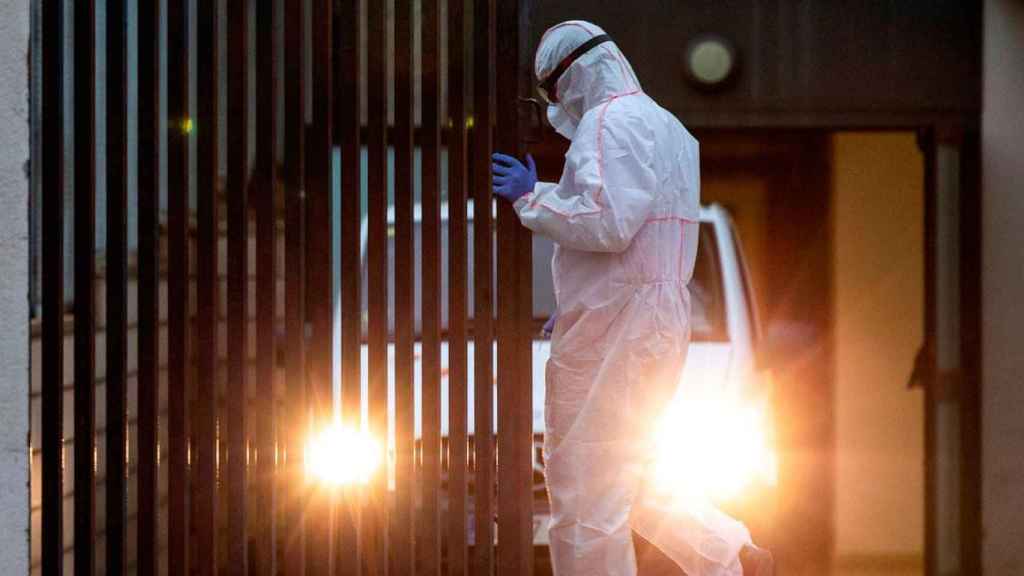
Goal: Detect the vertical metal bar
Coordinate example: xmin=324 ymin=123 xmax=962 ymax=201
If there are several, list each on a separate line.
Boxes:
xmin=282 ymin=0 xmax=307 ymax=571
xmin=39 ymin=0 xmax=67 ymax=496
xmin=472 ymin=0 xmax=495 ymax=572
xmin=307 ymin=0 xmax=334 ymax=572
xmin=106 ymin=0 xmax=129 ymax=572
xmin=494 ymin=1 xmax=532 ymax=572
xmin=513 ymin=197 xmax=535 ymax=571
xmin=308 ymin=0 xmax=333 ymax=427
xmin=73 ymin=0 xmax=97 ymax=572
xmin=41 ymin=1 xmax=65 ymax=574
xmin=227 ymin=0 xmax=251 ymax=571
xmin=446 ymin=1 xmax=469 ymax=572
xmin=137 ymin=0 xmax=162 ymax=571
xmin=167 ymin=0 xmax=192 ymax=571
xmin=516 ymin=10 xmax=535 ymax=554
xmin=366 ymin=0 xmax=389 ymax=572
xmin=329 ymin=8 xmax=347 ymax=576
xmin=336 ymin=0 xmax=361 ymax=573
xmin=493 ymin=13 xmax=517 ymax=576
xmin=195 ymin=0 xmax=221 ymax=572
xmin=420 ymin=0 xmax=443 ymax=573
xmin=393 ymin=0 xmax=415 ymax=573
xmin=253 ymin=0 xmax=278 ymax=574
xmin=336 ymin=0 xmax=360 ymax=441
xmin=919 ymin=128 xmax=936 ymax=576
xmin=928 ymin=129 xmax=965 ymax=576
xmin=514 ymin=195 xmax=535 ymax=568
xmin=957 ymin=129 xmax=983 ymax=576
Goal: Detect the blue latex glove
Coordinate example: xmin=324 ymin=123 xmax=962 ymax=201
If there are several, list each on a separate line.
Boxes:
xmin=492 ymin=153 xmax=537 ymax=203
xmin=542 ymin=313 xmax=558 ymax=339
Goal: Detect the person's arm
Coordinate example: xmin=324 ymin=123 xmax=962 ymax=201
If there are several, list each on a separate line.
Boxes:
xmin=514 ymin=109 xmax=657 ymax=253
xmin=542 ymin=313 xmax=558 ymax=338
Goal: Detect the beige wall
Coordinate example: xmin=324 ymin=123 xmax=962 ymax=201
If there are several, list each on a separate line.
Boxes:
xmin=982 ymin=1 xmax=1024 ymax=573
xmin=831 ymin=132 xmax=925 ymax=565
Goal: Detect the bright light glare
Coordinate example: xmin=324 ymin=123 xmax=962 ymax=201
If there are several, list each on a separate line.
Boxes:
xmin=650 ymin=393 xmax=777 ymax=503
xmin=305 ymin=422 xmax=381 ymax=487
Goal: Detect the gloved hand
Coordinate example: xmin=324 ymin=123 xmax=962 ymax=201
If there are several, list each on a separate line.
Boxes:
xmin=542 ymin=313 xmax=558 ymax=339
xmin=492 ymin=153 xmax=537 ymax=203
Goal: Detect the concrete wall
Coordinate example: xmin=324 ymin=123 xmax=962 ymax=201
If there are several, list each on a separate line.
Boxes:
xmin=982 ymin=1 xmax=1024 ymax=574
xmin=0 ymin=0 xmax=31 ymax=572
xmin=831 ymin=132 xmax=926 ymax=570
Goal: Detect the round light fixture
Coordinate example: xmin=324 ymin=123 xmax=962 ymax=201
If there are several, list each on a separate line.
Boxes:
xmin=685 ymin=34 xmax=738 ymax=89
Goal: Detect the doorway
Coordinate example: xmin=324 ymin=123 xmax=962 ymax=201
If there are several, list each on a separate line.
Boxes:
xmin=696 ymin=131 xmax=929 ymax=575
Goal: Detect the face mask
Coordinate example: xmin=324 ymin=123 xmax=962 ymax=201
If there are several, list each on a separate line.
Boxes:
xmin=548 ymin=104 xmax=579 ymax=140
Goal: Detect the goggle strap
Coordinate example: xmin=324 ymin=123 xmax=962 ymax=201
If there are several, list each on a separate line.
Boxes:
xmin=538 ymin=34 xmax=613 ymax=103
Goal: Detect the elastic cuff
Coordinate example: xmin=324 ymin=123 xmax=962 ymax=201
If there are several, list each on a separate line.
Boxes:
xmin=513 ymin=191 xmax=533 ymax=211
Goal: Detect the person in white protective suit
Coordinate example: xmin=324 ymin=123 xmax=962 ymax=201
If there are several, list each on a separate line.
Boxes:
xmin=490 ymin=21 xmax=774 ymax=576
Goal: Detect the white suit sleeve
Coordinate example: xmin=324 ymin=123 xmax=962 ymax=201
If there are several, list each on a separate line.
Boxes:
xmin=513 ymin=108 xmax=657 ymax=253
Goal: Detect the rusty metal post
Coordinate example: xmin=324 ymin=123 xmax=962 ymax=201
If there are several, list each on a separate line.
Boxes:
xmin=336 ymin=0 xmax=362 ymax=573
xmin=420 ymin=1 xmax=444 ymax=573
xmin=41 ymin=0 xmax=67 ymax=574
xmin=137 ymin=0 xmax=162 ymax=570
xmin=366 ymin=0 xmax=389 ymax=572
xmin=446 ymin=2 xmax=470 ymax=573
xmin=226 ymin=0 xmax=251 ymax=570
xmin=194 ymin=0 xmax=222 ymax=571
xmin=105 ymin=0 xmax=129 ymax=572
xmin=307 ymin=0 xmax=336 ymax=572
xmin=72 ymin=0 xmax=97 ymax=572
xmin=495 ymin=0 xmax=534 ymax=573
xmin=472 ymin=0 xmax=496 ymax=572
xmin=253 ymin=0 xmax=279 ymax=573
xmin=167 ymin=0 xmax=193 ymax=571
xmin=394 ymin=0 xmax=416 ymax=572
xmin=283 ymin=0 xmax=309 ymax=573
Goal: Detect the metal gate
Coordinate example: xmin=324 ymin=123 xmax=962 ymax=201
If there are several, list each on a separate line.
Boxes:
xmin=34 ymin=0 xmax=535 ymax=574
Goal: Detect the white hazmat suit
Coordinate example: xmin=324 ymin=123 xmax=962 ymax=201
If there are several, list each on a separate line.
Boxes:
xmin=513 ymin=21 xmax=753 ymax=576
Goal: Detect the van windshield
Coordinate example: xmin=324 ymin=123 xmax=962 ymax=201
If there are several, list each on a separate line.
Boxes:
xmin=357 ymin=219 xmax=727 ymax=342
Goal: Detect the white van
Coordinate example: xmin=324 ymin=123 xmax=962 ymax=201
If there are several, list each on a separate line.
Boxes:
xmin=344 ymin=202 xmax=776 ymax=543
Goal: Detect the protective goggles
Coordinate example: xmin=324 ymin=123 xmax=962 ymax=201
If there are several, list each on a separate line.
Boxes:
xmin=537 ymin=34 xmax=613 ymax=104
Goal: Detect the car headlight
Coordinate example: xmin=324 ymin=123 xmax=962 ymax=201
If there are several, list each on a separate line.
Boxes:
xmin=305 ymin=421 xmax=382 ymax=487
xmin=649 ymin=390 xmax=777 ymax=504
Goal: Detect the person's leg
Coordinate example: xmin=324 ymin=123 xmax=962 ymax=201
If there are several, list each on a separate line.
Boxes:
xmin=544 ymin=352 xmax=640 ymax=576
xmin=545 ymin=440 xmax=639 ymax=576
xmin=623 ymin=323 xmax=753 ymax=576
xmin=543 ymin=290 xmax=762 ymax=575
xmin=630 ymin=486 xmax=750 ymax=576
xmin=546 ymin=414 xmax=754 ymax=576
